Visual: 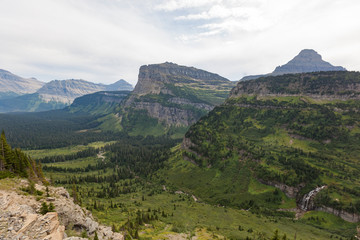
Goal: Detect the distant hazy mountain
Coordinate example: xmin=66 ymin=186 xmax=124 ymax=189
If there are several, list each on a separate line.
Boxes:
xmin=36 ymin=79 xmax=105 ymax=104
xmin=0 ymin=73 xmax=133 ymax=112
xmin=106 ymin=79 xmax=133 ymax=91
xmin=0 ymin=69 xmax=44 ymax=96
xmin=241 ymin=49 xmax=346 ymax=81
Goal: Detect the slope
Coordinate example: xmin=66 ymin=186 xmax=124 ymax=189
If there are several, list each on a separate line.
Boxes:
xmin=115 ymin=62 xmax=237 ymax=137
xmin=163 ymin=71 xmax=360 ymax=230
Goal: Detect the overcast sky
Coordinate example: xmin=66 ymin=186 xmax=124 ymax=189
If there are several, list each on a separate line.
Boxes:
xmin=0 ymin=0 xmax=359 ymax=85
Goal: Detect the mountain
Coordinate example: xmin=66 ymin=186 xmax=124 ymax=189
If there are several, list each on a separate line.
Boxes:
xmin=0 ymin=69 xmax=44 ymax=96
xmin=106 ymin=79 xmax=133 ymax=91
xmin=116 ymin=62 xmax=237 ymax=136
xmin=36 ymin=79 xmax=105 ymax=104
xmin=163 ymin=71 xmax=360 ymax=232
xmin=0 ymin=78 xmax=133 ymax=113
xmin=241 ymin=49 xmax=346 ymax=80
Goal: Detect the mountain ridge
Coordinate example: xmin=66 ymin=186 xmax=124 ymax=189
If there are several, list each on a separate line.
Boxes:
xmin=0 ymin=69 xmax=44 ymax=95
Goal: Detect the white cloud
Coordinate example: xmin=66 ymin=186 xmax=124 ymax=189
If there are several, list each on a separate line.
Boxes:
xmin=0 ymin=0 xmax=359 ymax=85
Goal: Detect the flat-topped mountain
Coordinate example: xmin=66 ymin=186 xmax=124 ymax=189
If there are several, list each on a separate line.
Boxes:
xmin=132 ymin=62 xmax=230 ymax=96
xmin=242 ymin=49 xmax=346 ymax=81
xmin=122 ymin=62 xmax=236 ymax=134
xmin=0 ymin=69 xmax=44 ymax=96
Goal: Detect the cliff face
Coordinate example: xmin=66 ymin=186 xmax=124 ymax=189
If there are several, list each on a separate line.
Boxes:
xmin=231 ymin=71 xmax=360 ymax=100
xmin=0 ymin=179 xmax=123 ymax=240
xmin=125 ymin=62 xmax=236 ymax=127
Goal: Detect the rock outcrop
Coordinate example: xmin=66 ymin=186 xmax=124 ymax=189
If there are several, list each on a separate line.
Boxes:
xmin=124 ymin=62 xmax=236 ymax=127
xmin=0 ymin=179 xmax=123 ymax=240
xmin=241 ymin=49 xmax=346 ymax=81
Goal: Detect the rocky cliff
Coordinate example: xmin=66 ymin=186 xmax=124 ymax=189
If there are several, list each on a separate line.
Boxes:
xmin=232 ymin=71 xmax=360 ymax=100
xmin=0 ymin=179 xmax=123 ymax=240
xmin=0 ymin=69 xmax=44 ymax=95
xmin=124 ymin=62 xmax=236 ymax=127
xmin=241 ymin=49 xmax=346 ymax=81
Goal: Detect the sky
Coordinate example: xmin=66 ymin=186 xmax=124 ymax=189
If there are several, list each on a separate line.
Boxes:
xmin=0 ymin=0 xmax=359 ymax=85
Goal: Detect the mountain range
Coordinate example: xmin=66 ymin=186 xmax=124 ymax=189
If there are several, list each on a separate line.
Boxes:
xmin=241 ymin=49 xmax=346 ymax=81
xmin=0 ymin=70 xmax=133 ymax=112
xmin=0 ymin=49 xmax=359 ymax=239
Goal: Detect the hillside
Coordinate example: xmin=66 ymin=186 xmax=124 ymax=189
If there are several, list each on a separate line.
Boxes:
xmin=68 ymin=91 xmax=131 ymax=115
xmin=163 ymin=71 xmax=360 ymax=235
xmin=117 ymin=62 xmax=237 ymax=137
xmin=0 ymin=69 xmax=44 ymax=96
xmin=241 ymin=49 xmax=346 ymax=81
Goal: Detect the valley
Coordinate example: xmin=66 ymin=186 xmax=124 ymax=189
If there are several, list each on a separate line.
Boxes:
xmin=0 ymin=53 xmax=360 ymax=239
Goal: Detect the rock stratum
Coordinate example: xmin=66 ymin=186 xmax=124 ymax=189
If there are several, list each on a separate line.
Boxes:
xmin=0 ymin=179 xmax=123 ymax=240
xmin=123 ymin=62 xmax=236 ymax=127
xmin=241 ymin=49 xmax=346 ymax=81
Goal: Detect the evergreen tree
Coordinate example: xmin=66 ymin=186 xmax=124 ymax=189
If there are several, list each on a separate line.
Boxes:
xmin=40 ymin=202 xmax=49 ymax=215
xmin=93 ymin=231 xmax=99 ymax=240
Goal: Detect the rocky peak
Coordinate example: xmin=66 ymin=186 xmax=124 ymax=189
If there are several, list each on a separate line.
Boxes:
xmin=241 ymin=49 xmax=346 ymax=81
xmin=273 ymin=49 xmax=346 ymax=75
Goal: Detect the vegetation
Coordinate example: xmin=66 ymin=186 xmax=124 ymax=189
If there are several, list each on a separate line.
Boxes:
xmin=0 ymin=131 xmax=45 ymax=181
xmin=168 ymin=95 xmax=360 ymax=216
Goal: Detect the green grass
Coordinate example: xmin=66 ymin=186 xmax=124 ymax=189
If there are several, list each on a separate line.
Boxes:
xmin=25 ymin=141 xmax=115 ymax=159
xmin=44 ymin=156 xmax=100 ymax=169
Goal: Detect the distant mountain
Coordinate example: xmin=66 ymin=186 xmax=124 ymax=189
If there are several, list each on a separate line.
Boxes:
xmin=36 ymin=79 xmax=105 ymax=104
xmin=106 ymin=79 xmax=133 ymax=91
xmin=0 ymin=69 xmax=44 ymax=95
xmin=241 ymin=49 xmax=346 ymax=81
xmin=116 ymin=62 xmax=237 ymax=137
xmin=0 ymin=77 xmax=133 ymax=113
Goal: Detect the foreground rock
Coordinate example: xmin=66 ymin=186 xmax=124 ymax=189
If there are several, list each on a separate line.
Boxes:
xmin=0 ymin=179 xmax=123 ymax=240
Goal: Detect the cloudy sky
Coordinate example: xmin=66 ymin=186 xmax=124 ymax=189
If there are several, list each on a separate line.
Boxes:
xmin=0 ymin=0 xmax=359 ymax=85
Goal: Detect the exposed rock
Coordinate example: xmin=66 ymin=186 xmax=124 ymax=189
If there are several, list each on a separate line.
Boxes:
xmin=232 ymin=71 xmax=360 ymax=100
xmin=273 ymin=49 xmax=346 ymax=75
xmin=241 ymin=49 xmax=346 ymax=81
xmin=0 ymin=180 xmax=124 ymax=240
xmin=0 ymin=69 xmax=44 ymax=94
xmin=125 ymin=62 xmax=235 ymax=127
xmin=257 ymin=180 xmax=303 ymax=198
xmin=315 ymin=206 xmax=360 ymax=223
